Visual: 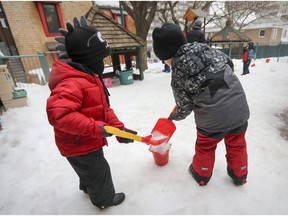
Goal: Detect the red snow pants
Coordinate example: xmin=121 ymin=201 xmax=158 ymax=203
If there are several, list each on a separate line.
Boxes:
xmin=192 ymin=122 xmax=248 ymax=178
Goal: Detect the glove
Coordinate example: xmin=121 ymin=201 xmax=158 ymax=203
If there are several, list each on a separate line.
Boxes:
xmin=99 ymin=126 xmax=113 ymax=138
xmin=168 ymin=106 xmax=177 ymax=120
xmin=168 ymin=112 xmax=186 ymax=121
xmin=116 ymin=127 xmax=137 ymax=144
xmin=54 ymin=16 xmax=89 ymax=59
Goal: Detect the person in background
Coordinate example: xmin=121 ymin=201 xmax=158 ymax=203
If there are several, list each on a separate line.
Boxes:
xmin=152 ymin=23 xmax=250 ymax=187
xmin=147 ymin=49 xmax=151 ymax=61
xmin=247 ymin=42 xmax=255 ymax=70
xmin=242 ymin=45 xmax=249 ymax=75
xmin=162 ymin=61 xmax=171 ymax=73
xmin=186 ymin=19 xmax=206 ymax=43
xmin=46 ymin=16 xmax=137 ymax=210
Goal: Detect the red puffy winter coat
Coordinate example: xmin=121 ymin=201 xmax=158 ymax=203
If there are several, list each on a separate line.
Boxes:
xmin=242 ymin=50 xmax=248 ymax=62
xmin=46 ymin=60 xmax=124 ymax=157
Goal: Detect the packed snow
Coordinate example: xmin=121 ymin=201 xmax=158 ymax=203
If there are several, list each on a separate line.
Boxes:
xmin=1 ymin=57 xmax=288 ymax=214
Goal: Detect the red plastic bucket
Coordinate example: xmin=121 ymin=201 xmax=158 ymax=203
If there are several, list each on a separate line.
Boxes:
xmin=149 ymin=142 xmax=171 ymax=166
xmin=152 ymin=151 xmax=170 ymax=166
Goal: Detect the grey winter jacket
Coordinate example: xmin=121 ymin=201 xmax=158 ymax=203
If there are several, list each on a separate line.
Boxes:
xmin=170 ymin=43 xmax=250 ymax=132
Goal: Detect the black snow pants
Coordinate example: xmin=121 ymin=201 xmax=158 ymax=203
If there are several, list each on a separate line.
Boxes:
xmin=66 ymin=149 xmax=115 ymax=206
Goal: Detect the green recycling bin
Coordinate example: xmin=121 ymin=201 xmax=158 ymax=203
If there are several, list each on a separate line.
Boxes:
xmin=13 ymin=89 xmax=27 ymax=99
xmin=116 ymin=70 xmax=134 ymax=85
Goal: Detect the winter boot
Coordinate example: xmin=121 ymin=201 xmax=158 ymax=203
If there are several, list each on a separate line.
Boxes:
xmin=227 ymin=167 xmax=247 ymax=186
xmin=188 ymin=164 xmax=211 ymax=186
xmin=94 ymin=193 xmax=125 ymax=210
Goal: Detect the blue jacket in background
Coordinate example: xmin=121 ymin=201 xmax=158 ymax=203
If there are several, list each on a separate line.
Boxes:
xmin=248 ymin=49 xmax=255 ymax=60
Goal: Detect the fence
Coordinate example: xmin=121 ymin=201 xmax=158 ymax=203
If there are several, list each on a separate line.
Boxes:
xmin=0 ymin=42 xmax=287 ymax=87
xmin=211 ymin=41 xmax=288 ymax=60
xmin=0 ymin=51 xmax=58 ymax=86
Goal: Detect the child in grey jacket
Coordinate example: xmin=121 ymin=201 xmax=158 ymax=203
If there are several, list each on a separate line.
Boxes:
xmin=152 ymin=23 xmax=250 ymax=186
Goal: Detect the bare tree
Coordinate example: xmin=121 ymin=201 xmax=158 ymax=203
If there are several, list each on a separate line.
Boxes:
xmin=121 ymin=1 xmax=158 ymax=40
xmin=121 ymin=1 xmax=158 ymax=70
xmin=158 ymin=1 xmax=180 ymax=25
xmin=210 ymin=1 xmax=278 ymax=30
xmin=156 ymin=1 xmax=279 ymax=32
xmin=157 ymin=1 xmax=214 ymax=31
xmin=185 ymin=1 xmax=214 ymax=30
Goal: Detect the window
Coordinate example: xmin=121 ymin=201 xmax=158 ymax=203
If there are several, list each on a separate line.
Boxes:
xmin=272 ymin=28 xmax=278 ymax=39
xmin=283 ymin=30 xmax=287 ymax=38
xmin=259 ymin=29 xmax=265 ymax=37
xmin=37 ymin=2 xmax=64 ymax=37
xmin=114 ymin=15 xmax=126 ymax=28
xmin=116 ymin=15 xmax=123 ymax=25
xmin=0 ymin=18 xmax=8 ymax=28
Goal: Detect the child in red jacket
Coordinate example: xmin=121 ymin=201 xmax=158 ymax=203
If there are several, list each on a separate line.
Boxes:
xmin=46 ymin=17 xmax=136 ymax=210
xmin=242 ymin=45 xmax=249 ymax=75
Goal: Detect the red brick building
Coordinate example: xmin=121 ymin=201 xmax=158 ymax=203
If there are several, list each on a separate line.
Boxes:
xmin=0 ymin=1 xmax=92 ymax=56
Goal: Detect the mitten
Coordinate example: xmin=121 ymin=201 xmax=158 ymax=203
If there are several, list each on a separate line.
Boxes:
xmin=116 ymin=127 xmax=137 ymax=144
xmin=167 ymin=115 xmax=174 ymax=121
xmin=168 ymin=112 xmax=185 ymax=121
xmin=99 ymin=126 xmax=113 ymax=138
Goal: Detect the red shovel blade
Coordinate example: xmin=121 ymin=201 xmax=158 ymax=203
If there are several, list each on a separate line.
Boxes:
xmin=142 ymin=135 xmax=168 ymax=146
xmin=148 ymin=118 xmax=176 ymax=146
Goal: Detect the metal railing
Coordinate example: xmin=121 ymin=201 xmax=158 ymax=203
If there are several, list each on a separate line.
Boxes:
xmin=0 ymin=42 xmax=287 ymax=88
xmin=0 ymin=51 xmax=58 ymax=86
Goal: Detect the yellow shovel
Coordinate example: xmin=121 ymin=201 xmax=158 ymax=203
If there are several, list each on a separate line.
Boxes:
xmin=104 ymin=126 xmax=167 ymax=146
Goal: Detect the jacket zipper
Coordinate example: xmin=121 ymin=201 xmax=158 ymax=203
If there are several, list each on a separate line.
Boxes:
xmin=74 ymin=135 xmax=80 ymax=146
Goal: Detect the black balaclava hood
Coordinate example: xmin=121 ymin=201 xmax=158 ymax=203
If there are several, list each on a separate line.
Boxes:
xmin=65 ymin=25 xmax=111 ymax=75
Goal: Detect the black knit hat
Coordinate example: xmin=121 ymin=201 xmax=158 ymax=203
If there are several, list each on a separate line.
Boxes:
xmin=193 ymin=19 xmax=202 ymax=29
xmin=152 ymin=23 xmax=187 ymax=61
xmin=65 ymin=24 xmax=111 ymax=67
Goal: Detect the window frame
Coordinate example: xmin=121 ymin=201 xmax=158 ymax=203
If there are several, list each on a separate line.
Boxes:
xmin=113 ymin=14 xmax=128 ymax=29
xmin=272 ymin=28 xmax=278 ymax=39
xmin=283 ymin=29 xmax=287 ymax=38
xmin=259 ymin=29 xmax=265 ymax=37
xmin=37 ymin=2 xmax=64 ymax=37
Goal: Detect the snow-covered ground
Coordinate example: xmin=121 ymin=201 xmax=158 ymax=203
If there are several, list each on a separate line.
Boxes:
xmin=1 ymin=57 xmax=288 ymax=214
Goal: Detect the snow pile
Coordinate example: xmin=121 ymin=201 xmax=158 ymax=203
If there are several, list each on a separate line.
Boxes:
xmin=1 ymin=57 xmax=288 ymax=214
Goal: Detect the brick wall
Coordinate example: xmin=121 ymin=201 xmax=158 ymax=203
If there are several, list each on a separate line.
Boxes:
xmin=2 ymin=1 xmax=92 ymax=56
xmin=60 ymin=2 xmax=92 ymax=27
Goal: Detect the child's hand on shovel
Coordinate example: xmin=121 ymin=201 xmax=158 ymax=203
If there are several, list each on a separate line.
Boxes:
xmin=116 ymin=127 xmax=138 ymax=143
xmin=168 ymin=105 xmax=186 ymax=121
xmin=99 ymin=126 xmax=113 ymax=137
xmin=168 ymin=106 xmax=177 ymax=121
